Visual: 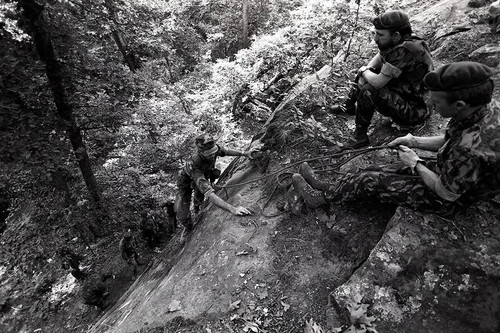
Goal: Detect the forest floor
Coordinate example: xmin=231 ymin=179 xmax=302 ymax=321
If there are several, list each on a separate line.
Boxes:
xmin=1 ymin=0 xmax=499 ymax=332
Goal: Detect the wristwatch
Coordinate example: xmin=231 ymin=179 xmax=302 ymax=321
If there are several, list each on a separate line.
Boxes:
xmin=413 ymin=159 xmax=425 ymax=172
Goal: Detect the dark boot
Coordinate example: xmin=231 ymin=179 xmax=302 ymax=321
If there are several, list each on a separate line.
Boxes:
xmin=292 ymin=174 xmax=327 ymax=208
xmin=345 ymin=127 xmax=369 ymax=149
xmin=298 ymin=162 xmax=332 ymax=192
xmin=343 ymin=85 xmax=359 ymax=115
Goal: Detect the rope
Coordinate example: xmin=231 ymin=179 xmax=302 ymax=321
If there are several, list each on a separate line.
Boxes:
xmin=215 ymin=145 xmax=391 ymax=190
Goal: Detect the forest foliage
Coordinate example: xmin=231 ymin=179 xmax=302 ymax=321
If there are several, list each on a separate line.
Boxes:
xmin=0 ymin=0 xmax=394 ymax=267
xmin=0 ymin=0 xmax=405 ymax=330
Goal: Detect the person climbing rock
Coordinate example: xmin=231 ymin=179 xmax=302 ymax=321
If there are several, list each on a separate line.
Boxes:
xmin=140 ymin=209 xmax=161 ymax=249
xmin=344 ymin=10 xmax=434 ymax=148
xmin=80 ymin=271 xmax=113 ymax=309
xmin=294 ymin=61 xmax=500 ymax=215
xmin=175 ymin=134 xmax=257 ymax=238
xmin=119 ymin=230 xmax=142 ymax=279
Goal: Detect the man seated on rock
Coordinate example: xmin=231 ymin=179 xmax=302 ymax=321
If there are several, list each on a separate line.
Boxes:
xmin=175 ymin=134 xmax=257 ymax=235
xmin=344 ymin=10 xmax=434 ymax=148
xmin=294 ymin=62 xmax=500 ymax=215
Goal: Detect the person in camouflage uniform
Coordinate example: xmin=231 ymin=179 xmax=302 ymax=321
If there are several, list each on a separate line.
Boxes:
xmin=59 ymin=247 xmax=87 ymax=281
xmin=81 ymin=272 xmax=113 ymax=309
xmin=140 ymin=209 xmax=161 ymax=248
xmin=345 ymin=10 xmax=434 ymax=148
xmin=294 ymin=61 xmax=500 ymax=214
xmin=119 ymin=230 xmax=141 ymax=279
xmin=175 ymin=134 xmax=257 ymax=234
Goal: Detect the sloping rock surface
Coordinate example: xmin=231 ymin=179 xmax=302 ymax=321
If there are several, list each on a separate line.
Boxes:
xmin=90 ymin=1 xmax=500 ymax=332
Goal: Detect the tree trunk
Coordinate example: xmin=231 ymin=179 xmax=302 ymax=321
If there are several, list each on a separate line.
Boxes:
xmin=241 ymin=0 xmax=249 ymax=48
xmin=19 ymin=0 xmax=102 ymax=204
xmin=105 ymin=0 xmax=141 ymax=72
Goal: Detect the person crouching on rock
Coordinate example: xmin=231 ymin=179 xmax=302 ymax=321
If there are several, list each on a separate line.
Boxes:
xmin=292 ymin=61 xmax=500 ymax=215
xmin=81 ymin=272 xmax=113 ymax=309
xmin=175 ymin=133 xmax=257 ymax=236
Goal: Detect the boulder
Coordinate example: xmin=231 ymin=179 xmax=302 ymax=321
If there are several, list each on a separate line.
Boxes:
xmin=489 ymin=0 xmax=500 ymax=32
xmin=469 ymin=42 xmax=500 ymax=66
xmin=468 ymin=0 xmax=494 ymax=8
xmin=332 ymin=205 xmax=500 ymax=333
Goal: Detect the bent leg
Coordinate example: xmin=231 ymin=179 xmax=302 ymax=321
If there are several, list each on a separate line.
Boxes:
xmin=175 ymin=172 xmax=193 ymax=229
xmin=369 ymin=87 xmax=430 ymax=126
xmin=328 ymin=164 xmax=446 ymax=212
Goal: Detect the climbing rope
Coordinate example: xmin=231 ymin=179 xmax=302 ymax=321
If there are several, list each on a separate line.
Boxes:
xmin=215 ymin=145 xmax=391 ymax=190
xmin=215 ymin=145 xmax=393 ymax=217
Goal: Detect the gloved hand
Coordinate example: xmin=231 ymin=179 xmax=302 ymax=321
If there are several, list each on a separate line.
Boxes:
xmin=388 ymin=133 xmax=418 ymax=148
xmin=398 ymin=145 xmax=424 ymax=171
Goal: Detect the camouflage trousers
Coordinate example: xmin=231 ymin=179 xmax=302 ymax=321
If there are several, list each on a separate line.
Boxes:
xmin=324 ymin=163 xmax=455 ymax=214
xmin=354 ymin=83 xmax=430 ymax=132
xmin=175 ymin=171 xmax=205 ymax=229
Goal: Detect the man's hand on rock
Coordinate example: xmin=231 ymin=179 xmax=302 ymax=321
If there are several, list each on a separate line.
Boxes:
xmin=231 ymin=206 xmax=252 ymax=216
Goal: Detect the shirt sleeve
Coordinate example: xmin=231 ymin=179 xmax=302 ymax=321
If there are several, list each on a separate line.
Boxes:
xmin=382 ymin=47 xmax=414 ymax=75
xmin=439 ymin=146 xmax=483 ymax=199
xmin=217 ymin=144 xmax=228 ymax=157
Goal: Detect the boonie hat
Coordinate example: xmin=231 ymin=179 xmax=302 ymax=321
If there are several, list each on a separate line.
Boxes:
xmin=372 ymin=10 xmax=410 ymax=30
xmin=423 ymin=61 xmax=495 ymax=91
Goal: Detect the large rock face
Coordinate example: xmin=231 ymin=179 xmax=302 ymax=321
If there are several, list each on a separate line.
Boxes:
xmin=332 ymin=205 xmax=500 ymax=333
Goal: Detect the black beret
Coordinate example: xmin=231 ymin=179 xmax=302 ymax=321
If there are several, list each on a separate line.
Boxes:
xmin=372 ymin=10 xmax=410 ymax=30
xmin=423 ymin=61 xmax=495 ymax=91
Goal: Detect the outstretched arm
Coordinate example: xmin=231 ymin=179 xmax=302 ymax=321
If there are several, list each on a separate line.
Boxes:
xmin=389 ymin=134 xmax=445 ymax=152
xmin=225 ymin=147 xmax=258 ymax=159
xmin=206 ymin=192 xmax=252 ymax=216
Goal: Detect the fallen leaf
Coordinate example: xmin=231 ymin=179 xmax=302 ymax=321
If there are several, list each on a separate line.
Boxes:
xmin=243 ymin=321 xmax=259 ymax=332
xmin=228 ymin=300 xmax=241 ymax=312
xmin=304 ymin=318 xmax=324 ymax=333
xmin=257 ymin=289 xmax=268 ymax=300
xmin=281 ymin=301 xmax=290 ymax=312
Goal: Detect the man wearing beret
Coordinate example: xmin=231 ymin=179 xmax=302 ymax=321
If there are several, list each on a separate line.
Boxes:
xmin=175 ymin=134 xmax=256 ymax=236
xmin=293 ymin=61 xmax=500 ymax=214
xmin=345 ymin=10 xmax=434 ymax=148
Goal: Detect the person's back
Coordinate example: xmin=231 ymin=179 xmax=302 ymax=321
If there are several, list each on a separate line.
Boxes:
xmin=382 ymin=36 xmax=433 ymax=98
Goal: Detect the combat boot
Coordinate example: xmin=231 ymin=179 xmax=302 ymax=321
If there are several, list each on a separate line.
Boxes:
xmin=292 ymin=174 xmax=327 ymax=208
xmin=298 ymin=162 xmax=331 ymax=192
xmin=344 ymin=127 xmax=369 ymax=149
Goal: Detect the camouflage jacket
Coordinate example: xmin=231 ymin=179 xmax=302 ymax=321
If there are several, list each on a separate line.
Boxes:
xmin=182 ymin=144 xmax=228 ymax=195
xmin=379 ymin=37 xmax=434 ymax=100
xmin=437 ymin=103 xmax=500 ymax=202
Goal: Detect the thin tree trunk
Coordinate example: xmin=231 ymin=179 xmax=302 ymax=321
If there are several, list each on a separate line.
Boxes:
xmin=19 ymin=0 xmax=102 ymax=204
xmin=242 ymin=0 xmax=249 ymax=48
xmin=105 ymin=0 xmax=140 ymax=72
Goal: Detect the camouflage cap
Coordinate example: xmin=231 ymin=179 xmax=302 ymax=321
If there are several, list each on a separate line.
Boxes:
xmin=423 ymin=61 xmax=495 ymax=91
xmin=372 ymin=10 xmax=410 ymax=30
